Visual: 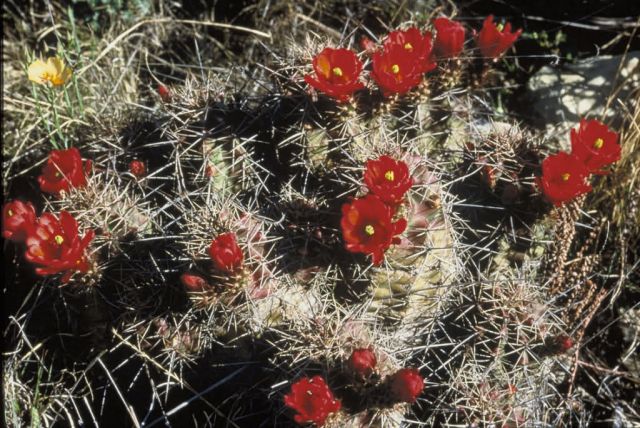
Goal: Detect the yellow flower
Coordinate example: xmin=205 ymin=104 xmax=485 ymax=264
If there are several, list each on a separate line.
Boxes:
xmin=28 ymin=57 xmax=72 ymax=86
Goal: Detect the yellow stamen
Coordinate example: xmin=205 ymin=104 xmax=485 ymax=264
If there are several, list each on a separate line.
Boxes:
xmin=404 ymin=42 xmax=413 ymax=50
xmin=384 ymin=170 xmax=395 ymax=181
xmin=364 ymin=225 xmax=375 ymax=236
xmin=496 ymin=23 xmax=504 ymax=32
xmin=332 ymin=67 xmax=343 ymax=77
xmin=593 ymin=138 xmax=604 ymax=149
xmin=54 ymin=235 xmax=64 ymax=245
xmin=391 ymin=64 xmax=400 ymax=74
xmin=7 ymin=209 xmax=13 ymax=216
xmin=55 ymin=171 xmax=61 ymax=178
xmin=561 ymin=173 xmax=570 ymax=182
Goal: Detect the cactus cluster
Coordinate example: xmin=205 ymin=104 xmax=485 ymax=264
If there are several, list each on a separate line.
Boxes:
xmin=2 ymin=2 xmax=630 ymax=427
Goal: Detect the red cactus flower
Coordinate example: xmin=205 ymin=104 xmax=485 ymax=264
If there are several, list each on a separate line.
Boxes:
xmin=129 ymin=160 xmax=146 ymax=178
xmin=474 ymin=15 xmax=522 ymax=59
xmin=433 ymin=17 xmax=466 ymax=59
xmin=536 ymin=152 xmax=592 ymax=206
xmin=390 ymin=368 xmax=424 ymax=403
xmin=341 ymin=194 xmax=407 ymax=265
xmin=38 ymin=148 xmax=91 ymax=195
xmin=570 ymin=118 xmax=620 ymax=173
xmin=363 ymin=155 xmax=413 ymax=205
xmin=284 ymin=376 xmax=341 ymax=426
xmin=24 ymin=211 xmax=94 ymax=283
xmin=383 ymin=27 xmax=436 ymax=73
xmin=180 ymin=272 xmax=208 ymax=291
xmin=348 ymin=348 xmax=377 ymax=377
xmin=157 ymin=84 xmax=171 ymax=102
xmin=371 ymin=45 xmax=424 ymax=95
xmin=209 ymin=232 xmax=244 ymax=273
xmin=304 ymin=48 xmax=365 ymax=102
xmin=3 ymin=200 xmax=37 ymax=242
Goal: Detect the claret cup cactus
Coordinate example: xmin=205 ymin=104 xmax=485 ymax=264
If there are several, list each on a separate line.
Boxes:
xmin=2 ymin=4 xmax=628 ymax=428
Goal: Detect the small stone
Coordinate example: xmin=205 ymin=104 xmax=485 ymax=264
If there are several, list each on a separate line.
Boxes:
xmin=525 ymin=52 xmax=639 ymax=144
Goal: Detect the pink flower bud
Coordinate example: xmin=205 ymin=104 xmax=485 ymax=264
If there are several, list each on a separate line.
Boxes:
xmin=359 ymin=36 xmax=377 ymax=54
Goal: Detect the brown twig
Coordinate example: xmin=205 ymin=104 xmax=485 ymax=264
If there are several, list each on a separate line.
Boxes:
xmin=566 ymin=288 xmax=608 ymax=398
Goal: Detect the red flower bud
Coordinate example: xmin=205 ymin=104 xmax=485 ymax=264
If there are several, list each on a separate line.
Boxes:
xmin=180 ymin=272 xmax=208 ymax=291
xmin=570 ymin=118 xmax=620 ymax=174
xmin=474 ymin=15 xmax=522 ymax=59
xmin=390 ymin=368 xmax=424 ymax=403
xmin=433 ymin=17 xmax=466 ymax=59
xmin=304 ymin=48 xmax=365 ymax=102
xmin=157 ymin=84 xmax=171 ymax=102
xmin=208 ymin=232 xmax=244 ymax=273
xmin=129 ymin=160 xmax=146 ymax=178
xmin=38 ymin=148 xmax=91 ymax=196
xmin=348 ymin=348 xmax=377 ymax=377
xmin=556 ymin=335 xmax=574 ymax=352
xmin=2 ymin=200 xmax=37 ymax=242
xmin=284 ymin=376 xmax=341 ymax=426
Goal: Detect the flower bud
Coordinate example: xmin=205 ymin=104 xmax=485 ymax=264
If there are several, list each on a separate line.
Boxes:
xmin=157 ymin=84 xmax=171 ymax=102
xmin=129 ymin=160 xmax=146 ymax=178
xmin=180 ymin=272 xmax=208 ymax=291
xmin=209 ymin=232 xmax=244 ymax=273
xmin=348 ymin=348 xmax=377 ymax=377
xmin=359 ymin=36 xmax=377 ymax=54
xmin=389 ymin=368 xmax=424 ymax=403
xmin=556 ymin=335 xmax=574 ymax=352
